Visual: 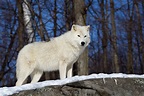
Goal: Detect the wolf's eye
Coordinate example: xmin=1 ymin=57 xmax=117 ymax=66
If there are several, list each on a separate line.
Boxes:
xmin=84 ymin=35 xmax=87 ymax=38
xmin=77 ymin=35 xmax=80 ymax=37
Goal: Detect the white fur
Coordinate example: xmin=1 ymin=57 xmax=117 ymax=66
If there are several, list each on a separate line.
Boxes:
xmin=16 ymin=25 xmax=90 ymax=86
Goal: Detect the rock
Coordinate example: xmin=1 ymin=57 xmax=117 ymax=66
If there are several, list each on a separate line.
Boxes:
xmin=12 ymin=78 xmax=144 ymax=96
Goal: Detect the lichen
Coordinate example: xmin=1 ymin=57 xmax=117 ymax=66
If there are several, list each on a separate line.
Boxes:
xmin=26 ymin=94 xmax=33 ymax=96
xmin=135 ymin=79 xmax=144 ymax=84
xmin=38 ymin=87 xmax=50 ymax=92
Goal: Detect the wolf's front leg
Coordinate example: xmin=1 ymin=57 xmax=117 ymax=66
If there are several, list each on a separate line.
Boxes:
xmin=67 ymin=65 xmax=73 ymax=78
xmin=59 ymin=62 xmax=67 ymax=79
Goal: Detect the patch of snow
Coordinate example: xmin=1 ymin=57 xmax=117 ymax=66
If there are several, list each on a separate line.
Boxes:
xmin=0 ymin=73 xmax=144 ymax=96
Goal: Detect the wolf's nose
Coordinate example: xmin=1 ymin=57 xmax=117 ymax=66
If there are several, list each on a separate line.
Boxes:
xmin=81 ymin=42 xmax=85 ymax=46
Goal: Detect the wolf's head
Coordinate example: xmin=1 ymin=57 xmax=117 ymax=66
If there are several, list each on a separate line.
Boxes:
xmin=71 ymin=24 xmax=90 ymax=47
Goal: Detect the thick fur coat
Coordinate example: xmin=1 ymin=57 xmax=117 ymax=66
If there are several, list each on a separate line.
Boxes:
xmin=16 ymin=25 xmax=90 ymax=86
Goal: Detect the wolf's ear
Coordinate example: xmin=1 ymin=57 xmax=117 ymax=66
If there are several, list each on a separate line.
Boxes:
xmin=86 ymin=25 xmax=90 ymax=32
xmin=72 ymin=24 xmax=77 ymax=31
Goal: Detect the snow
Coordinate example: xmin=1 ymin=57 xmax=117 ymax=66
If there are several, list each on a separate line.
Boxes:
xmin=0 ymin=73 xmax=144 ymax=96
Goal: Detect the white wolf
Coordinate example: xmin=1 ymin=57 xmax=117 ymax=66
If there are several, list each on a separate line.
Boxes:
xmin=16 ymin=24 xmax=90 ymax=86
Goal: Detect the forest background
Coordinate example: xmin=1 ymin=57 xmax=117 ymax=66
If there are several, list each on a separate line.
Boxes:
xmin=0 ymin=0 xmax=144 ymax=87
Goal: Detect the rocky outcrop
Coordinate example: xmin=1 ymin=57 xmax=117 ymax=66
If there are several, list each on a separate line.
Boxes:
xmin=12 ymin=78 xmax=144 ymax=96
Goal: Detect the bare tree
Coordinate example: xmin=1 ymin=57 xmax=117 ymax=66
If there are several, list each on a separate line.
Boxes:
xmin=1 ymin=0 xmax=144 ymax=87
xmin=36 ymin=0 xmax=49 ymax=41
xmin=99 ymin=0 xmax=108 ymax=72
xmin=134 ymin=0 xmax=144 ymax=73
xmin=110 ymin=0 xmax=119 ymax=72
xmin=64 ymin=0 xmax=73 ymax=30
xmin=127 ymin=0 xmax=134 ymax=73
xmin=16 ymin=0 xmax=24 ymax=50
xmin=53 ymin=0 xmax=57 ymax=37
xmin=23 ymin=0 xmax=34 ymax=43
xmin=73 ymin=0 xmax=88 ymax=75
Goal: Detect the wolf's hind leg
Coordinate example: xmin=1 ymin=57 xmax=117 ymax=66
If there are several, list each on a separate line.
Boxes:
xmin=30 ymin=70 xmax=43 ymax=84
xmin=16 ymin=68 xmax=34 ymax=86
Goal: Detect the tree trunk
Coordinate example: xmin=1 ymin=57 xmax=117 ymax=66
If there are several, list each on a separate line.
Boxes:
xmin=100 ymin=0 xmax=108 ymax=73
xmin=134 ymin=0 xmax=144 ymax=73
xmin=73 ymin=0 xmax=88 ymax=75
xmin=127 ymin=17 xmax=133 ymax=73
xmin=53 ymin=0 xmax=57 ymax=37
xmin=23 ymin=0 xmax=34 ymax=43
xmin=16 ymin=0 xmax=24 ymax=50
xmin=37 ymin=0 xmax=47 ymax=41
xmin=127 ymin=0 xmax=134 ymax=73
xmin=110 ymin=0 xmax=119 ymax=72
xmin=64 ymin=0 xmax=72 ymax=30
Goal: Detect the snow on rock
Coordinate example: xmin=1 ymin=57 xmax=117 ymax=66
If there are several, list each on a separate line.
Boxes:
xmin=0 ymin=73 xmax=144 ymax=96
